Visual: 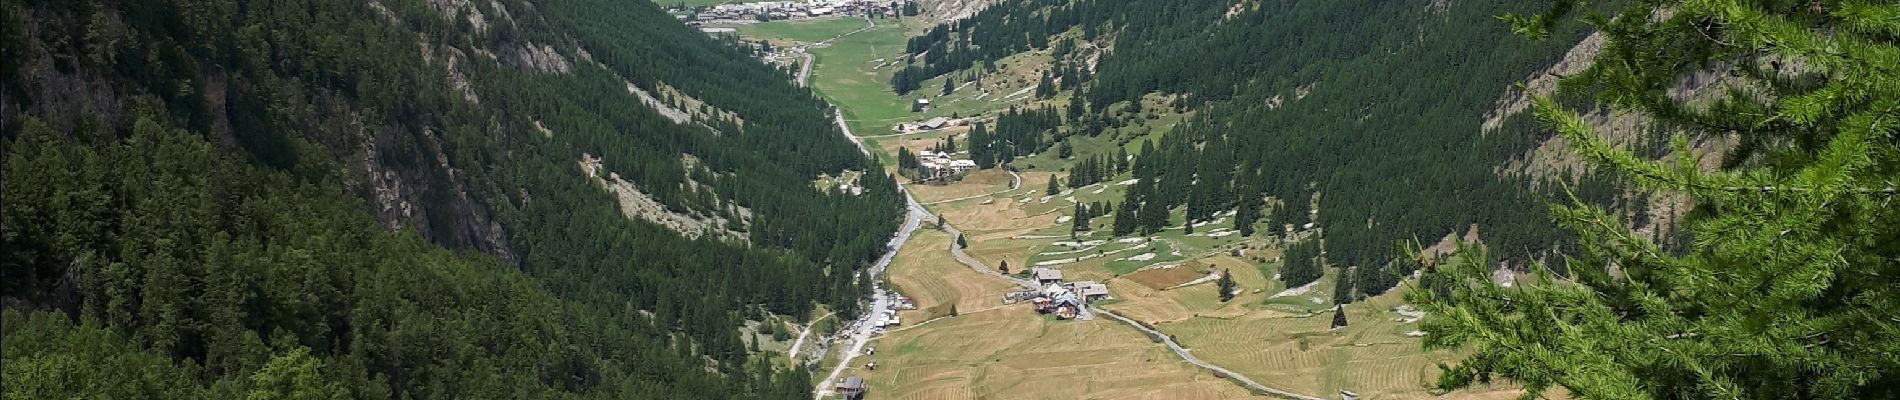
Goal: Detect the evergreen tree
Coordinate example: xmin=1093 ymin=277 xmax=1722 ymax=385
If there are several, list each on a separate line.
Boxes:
xmin=1216 ymin=269 xmax=1237 ymax=302
xmin=998 ymin=260 xmax=1009 ymax=274
xmin=1046 ymin=176 xmax=1061 ymax=195
xmin=956 ymin=234 xmax=967 ymax=249
xmin=1112 ymin=198 xmax=1139 ymax=236
xmin=941 ymin=77 xmax=954 ymax=96
xmin=898 ymin=147 xmax=918 ymax=170
xmin=1067 ymin=94 xmax=1086 ymax=122
xmin=1234 ymin=190 xmax=1261 ymax=237
xmin=1416 ymin=1 xmax=1900 ymax=398
xmin=1136 ymin=190 xmax=1169 ymax=235
xmin=1330 ymin=305 xmax=1347 ymax=329
xmin=1331 ymin=266 xmax=1355 ymax=304
xmin=1072 ymin=203 xmax=1092 ymax=232
xmin=970 ymin=123 xmax=994 ymax=168
xmin=1280 ymin=240 xmax=1324 ymax=288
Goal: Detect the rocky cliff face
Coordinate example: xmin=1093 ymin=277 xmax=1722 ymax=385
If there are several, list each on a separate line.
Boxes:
xmin=0 ymin=0 xmax=600 ymax=264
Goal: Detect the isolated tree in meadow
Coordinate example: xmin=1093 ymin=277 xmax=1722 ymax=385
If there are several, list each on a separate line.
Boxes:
xmin=941 ymin=77 xmax=954 ymax=96
xmin=955 ymin=234 xmax=967 ymax=249
xmin=1216 ymin=269 xmax=1237 ymax=302
xmin=1414 ymin=1 xmax=1900 ymax=398
xmin=1046 ymin=176 xmax=1061 ymax=195
xmin=1330 ymin=305 xmax=1347 ymax=330
xmin=998 ymin=260 xmax=1009 ymax=274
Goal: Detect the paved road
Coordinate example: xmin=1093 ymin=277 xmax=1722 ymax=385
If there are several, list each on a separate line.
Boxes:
xmin=793 ymin=16 xmax=873 ymax=87
xmin=793 ymin=17 xmax=1312 ymax=399
xmin=811 ymin=79 xmax=932 ymax=398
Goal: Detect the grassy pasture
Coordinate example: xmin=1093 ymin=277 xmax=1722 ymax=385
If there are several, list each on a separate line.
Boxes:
xmin=735 ymin=17 xmax=868 ymax=44
xmin=846 ymin=308 xmax=1264 ymax=399
xmin=886 ymin=229 xmax=1019 ymax=322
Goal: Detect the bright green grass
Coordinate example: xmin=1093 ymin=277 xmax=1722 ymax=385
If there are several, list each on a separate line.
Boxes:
xmin=735 ymin=17 xmax=869 ymax=44
xmin=801 ymin=18 xmax=1044 ymax=139
xmin=1103 ymin=240 xmax=1183 ymax=275
xmin=804 ymin=18 xmax=924 ymax=136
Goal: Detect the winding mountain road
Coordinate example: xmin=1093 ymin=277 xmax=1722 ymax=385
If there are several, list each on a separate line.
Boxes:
xmin=794 ymin=16 xmax=1314 ymax=400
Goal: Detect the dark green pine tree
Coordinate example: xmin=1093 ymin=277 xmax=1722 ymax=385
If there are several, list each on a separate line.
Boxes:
xmin=1331 ymin=266 xmax=1355 ymax=304
xmin=898 ymin=147 xmax=917 ymax=170
xmin=1136 ymin=189 xmax=1169 ymax=235
xmin=941 ymin=77 xmax=954 ymax=96
xmin=1067 ymin=94 xmax=1086 ymax=122
xmin=1234 ymin=188 xmax=1261 ymax=237
xmin=1112 ymin=198 xmax=1139 ymax=236
xmin=1072 ymin=203 xmax=1091 ymax=232
xmin=1046 ymin=175 xmax=1061 ymax=196
xmin=1330 ymin=305 xmax=1347 ymax=329
xmin=970 ymin=123 xmax=994 ymax=168
xmin=1216 ymin=269 xmax=1237 ymax=302
xmin=1418 ymin=1 xmax=1900 ymax=398
xmin=998 ymin=260 xmax=1009 ymax=274
xmin=955 ymin=234 xmax=967 ymax=249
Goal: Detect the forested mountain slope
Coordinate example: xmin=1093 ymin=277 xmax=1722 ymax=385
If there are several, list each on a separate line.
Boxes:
xmin=0 ymin=0 xmax=898 ymax=398
xmin=901 ymin=0 xmax=1641 ymax=297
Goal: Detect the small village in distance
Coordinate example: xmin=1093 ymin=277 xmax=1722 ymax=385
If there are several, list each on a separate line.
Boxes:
xmin=670 ymin=0 xmax=912 ymax=28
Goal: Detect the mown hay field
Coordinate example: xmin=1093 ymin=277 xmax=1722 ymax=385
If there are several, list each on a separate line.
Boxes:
xmin=847 ymin=308 xmax=1264 ymax=399
xmin=907 ymin=169 xmax=1013 ymax=204
xmin=887 ymin=229 xmax=1019 ymax=321
xmin=1153 ymin=289 xmax=1521 ymax=399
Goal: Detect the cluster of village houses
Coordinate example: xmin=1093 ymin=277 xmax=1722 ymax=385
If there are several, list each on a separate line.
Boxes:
xmin=1020 ymin=268 xmax=1110 ymax=320
xmin=835 ymin=269 xmax=1107 ymax=398
xmin=684 ymin=0 xmax=895 ymax=24
xmin=914 ymin=149 xmax=977 ymax=178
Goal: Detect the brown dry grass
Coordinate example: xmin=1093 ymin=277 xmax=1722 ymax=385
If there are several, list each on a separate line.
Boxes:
xmin=908 ymin=169 xmax=1014 ymax=203
xmin=939 ymin=189 xmax=1060 ymax=242
xmin=887 ymin=229 xmax=1020 ymax=322
xmin=1124 ymin=265 xmax=1208 ymax=289
xmin=847 ymin=308 xmax=1265 ymax=399
xmin=1150 ymin=289 xmax=1521 ymax=400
